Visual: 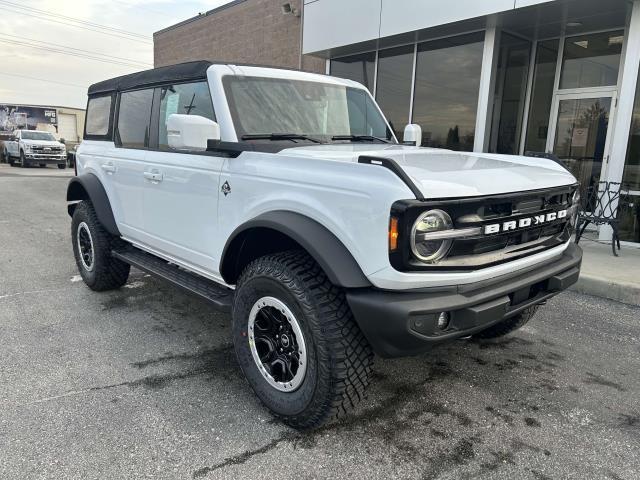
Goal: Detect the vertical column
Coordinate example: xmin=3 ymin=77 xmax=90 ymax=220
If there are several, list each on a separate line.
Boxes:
xmin=607 ymin=0 xmax=640 ymax=185
xmin=474 ymin=15 xmax=500 ymax=153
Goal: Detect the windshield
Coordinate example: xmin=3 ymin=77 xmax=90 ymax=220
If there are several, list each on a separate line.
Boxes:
xmin=20 ymin=131 xmax=57 ymax=141
xmin=223 ymin=76 xmax=394 ymax=142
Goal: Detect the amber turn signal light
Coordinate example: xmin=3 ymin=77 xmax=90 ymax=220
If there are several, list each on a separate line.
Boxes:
xmin=389 ymin=216 xmax=399 ymax=251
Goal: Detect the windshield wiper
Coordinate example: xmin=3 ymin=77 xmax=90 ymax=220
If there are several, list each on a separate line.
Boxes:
xmin=241 ymin=133 xmax=323 ymax=144
xmin=331 ymin=135 xmax=391 ymax=144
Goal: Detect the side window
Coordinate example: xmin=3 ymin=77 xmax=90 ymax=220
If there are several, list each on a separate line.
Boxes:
xmin=116 ymin=89 xmax=154 ymax=149
xmin=158 ymin=81 xmax=215 ymax=151
xmin=85 ymin=95 xmax=112 ymax=137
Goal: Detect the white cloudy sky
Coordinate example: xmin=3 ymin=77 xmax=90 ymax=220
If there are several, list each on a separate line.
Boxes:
xmin=0 ymin=0 xmax=232 ymax=109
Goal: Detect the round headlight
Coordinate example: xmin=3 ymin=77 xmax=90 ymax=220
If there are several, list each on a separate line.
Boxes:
xmin=410 ymin=209 xmax=453 ymax=263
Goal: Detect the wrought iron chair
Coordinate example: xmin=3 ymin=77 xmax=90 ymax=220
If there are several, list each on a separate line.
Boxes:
xmin=574 ymin=181 xmax=627 ymax=256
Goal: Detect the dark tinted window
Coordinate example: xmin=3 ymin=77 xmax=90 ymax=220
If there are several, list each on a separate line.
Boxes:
xmin=524 ymin=39 xmax=559 ymax=153
xmin=560 ymin=31 xmax=623 ymax=89
xmin=489 ymin=33 xmax=531 ymax=154
xmin=331 ymin=52 xmax=376 ymax=92
xmin=159 ymin=81 xmax=215 ymax=150
xmin=412 ymin=32 xmax=484 ymax=151
xmin=116 ymin=89 xmax=153 ymax=148
xmin=375 ymin=45 xmax=414 ymax=139
xmin=85 ymin=95 xmax=112 ymax=137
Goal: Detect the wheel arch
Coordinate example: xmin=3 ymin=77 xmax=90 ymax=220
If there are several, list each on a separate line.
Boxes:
xmin=220 ymin=211 xmax=371 ymax=288
xmin=67 ymin=173 xmax=120 ymax=236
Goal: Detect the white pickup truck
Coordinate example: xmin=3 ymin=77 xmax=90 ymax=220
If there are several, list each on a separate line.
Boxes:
xmin=4 ymin=129 xmax=66 ymax=169
xmin=68 ymin=61 xmax=582 ymax=429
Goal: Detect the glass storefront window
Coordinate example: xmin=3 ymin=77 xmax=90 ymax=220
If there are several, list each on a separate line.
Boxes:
xmin=524 ymin=39 xmax=559 ymax=154
xmin=489 ymin=33 xmax=531 ymax=154
xmin=553 ymin=96 xmax=611 ymax=196
xmin=620 ymin=70 xmax=640 ymax=242
xmin=412 ymin=32 xmax=484 ymax=151
xmin=560 ymin=31 xmax=624 ymax=89
xmin=375 ymin=45 xmax=414 ymax=138
xmin=330 ymin=52 xmax=376 ymax=93
xmin=623 ymin=76 xmax=640 ymax=192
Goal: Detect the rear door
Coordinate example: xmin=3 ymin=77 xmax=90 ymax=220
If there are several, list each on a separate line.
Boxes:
xmin=141 ymin=81 xmax=224 ymax=274
xmin=101 ymin=88 xmax=154 ymax=243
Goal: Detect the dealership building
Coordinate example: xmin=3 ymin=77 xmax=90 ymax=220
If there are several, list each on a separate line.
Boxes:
xmin=154 ymin=0 xmax=640 ymax=244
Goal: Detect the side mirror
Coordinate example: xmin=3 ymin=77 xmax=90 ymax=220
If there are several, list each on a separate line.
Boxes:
xmin=59 ymin=138 xmax=66 ymax=144
xmin=403 ymin=124 xmax=422 ymax=147
xmin=167 ymin=114 xmax=220 ymax=151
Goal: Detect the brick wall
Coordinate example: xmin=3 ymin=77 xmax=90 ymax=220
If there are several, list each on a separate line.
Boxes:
xmin=153 ymin=0 xmax=325 ymax=73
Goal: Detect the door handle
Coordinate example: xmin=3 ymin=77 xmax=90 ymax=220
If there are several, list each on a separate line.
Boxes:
xmin=101 ymin=162 xmax=116 ymax=174
xmin=143 ymin=171 xmax=163 ymax=183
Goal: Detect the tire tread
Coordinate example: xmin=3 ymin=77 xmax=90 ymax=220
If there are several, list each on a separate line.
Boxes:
xmin=235 ymin=250 xmax=373 ymax=429
xmin=72 ymin=201 xmax=130 ymax=291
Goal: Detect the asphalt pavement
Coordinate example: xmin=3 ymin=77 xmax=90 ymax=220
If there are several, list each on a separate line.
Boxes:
xmin=1 ymin=164 xmax=638 ymax=479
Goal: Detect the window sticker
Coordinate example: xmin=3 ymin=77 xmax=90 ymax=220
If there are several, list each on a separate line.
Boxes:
xmin=165 ymin=93 xmax=180 ymax=123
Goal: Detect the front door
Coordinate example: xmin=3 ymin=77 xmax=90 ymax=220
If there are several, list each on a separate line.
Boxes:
xmin=547 ymin=91 xmax=617 ymax=197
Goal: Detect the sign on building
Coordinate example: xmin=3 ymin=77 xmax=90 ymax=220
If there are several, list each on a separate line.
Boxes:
xmin=0 ymin=105 xmax=58 ymax=132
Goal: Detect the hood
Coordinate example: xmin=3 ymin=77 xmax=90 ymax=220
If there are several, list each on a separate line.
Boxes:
xmin=279 ymin=144 xmax=577 ymax=199
xmin=23 ymin=139 xmax=64 ymax=147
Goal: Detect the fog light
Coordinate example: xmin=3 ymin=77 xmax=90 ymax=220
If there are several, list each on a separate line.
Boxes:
xmin=437 ymin=312 xmax=450 ymax=330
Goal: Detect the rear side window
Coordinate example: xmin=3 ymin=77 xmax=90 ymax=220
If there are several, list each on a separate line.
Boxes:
xmin=116 ymin=89 xmax=154 ymax=149
xmin=158 ymin=81 xmax=215 ymax=151
xmin=85 ymin=95 xmax=112 ymax=137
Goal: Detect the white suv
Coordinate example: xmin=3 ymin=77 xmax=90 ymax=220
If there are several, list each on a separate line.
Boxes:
xmin=67 ymin=61 xmax=582 ymax=429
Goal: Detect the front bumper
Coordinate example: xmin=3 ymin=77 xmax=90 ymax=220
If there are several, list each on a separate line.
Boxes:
xmin=346 ymin=243 xmax=582 ymax=358
xmin=25 ymin=154 xmax=65 ymax=163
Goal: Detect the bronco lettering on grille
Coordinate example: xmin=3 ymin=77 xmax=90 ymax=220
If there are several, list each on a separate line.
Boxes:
xmin=484 ymin=209 xmax=567 ymax=235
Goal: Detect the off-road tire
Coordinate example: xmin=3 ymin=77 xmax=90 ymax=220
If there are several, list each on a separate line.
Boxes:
xmin=472 ymin=305 xmax=540 ymax=339
xmin=71 ymin=201 xmax=130 ymax=291
xmin=232 ymin=250 xmax=374 ymax=430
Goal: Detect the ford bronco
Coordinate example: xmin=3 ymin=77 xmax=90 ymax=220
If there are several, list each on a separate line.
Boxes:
xmin=67 ymin=61 xmax=582 ymax=429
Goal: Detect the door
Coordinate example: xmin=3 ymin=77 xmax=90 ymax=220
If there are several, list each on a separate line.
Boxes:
xmin=140 ymin=81 xmax=224 ymax=276
xmin=57 ymin=113 xmax=78 ymax=143
xmin=103 ymin=88 xmax=155 ymax=242
xmin=547 ymin=91 xmax=616 ymax=198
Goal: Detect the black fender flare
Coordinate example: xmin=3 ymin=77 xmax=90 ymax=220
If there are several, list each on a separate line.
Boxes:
xmin=66 ymin=173 xmax=120 ymax=236
xmin=220 ymin=211 xmax=371 ymax=288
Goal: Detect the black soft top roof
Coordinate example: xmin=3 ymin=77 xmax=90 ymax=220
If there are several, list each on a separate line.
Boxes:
xmin=88 ymin=61 xmax=212 ymax=96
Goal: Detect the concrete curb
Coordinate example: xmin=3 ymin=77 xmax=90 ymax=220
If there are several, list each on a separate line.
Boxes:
xmin=571 ymin=274 xmax=640 ymax=307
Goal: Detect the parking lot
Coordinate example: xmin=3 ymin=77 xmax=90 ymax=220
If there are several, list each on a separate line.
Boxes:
xmin=0 ymin=164 xmax=638 ymax=479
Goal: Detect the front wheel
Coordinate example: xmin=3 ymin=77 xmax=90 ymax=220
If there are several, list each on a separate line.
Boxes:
xmin=232 ymin=251 xmax=374 ymax=430
xmin=19 ymin=151 xmax=28 ymax=167
xmin=71 ymin=201 xmax=130 ymax=291
xmin=57 ymin=163 xmax=66 ymax=169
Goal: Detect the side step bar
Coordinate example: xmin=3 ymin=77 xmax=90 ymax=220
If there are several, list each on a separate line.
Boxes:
xmin=112 ymin=246 xmax=233 ymax=312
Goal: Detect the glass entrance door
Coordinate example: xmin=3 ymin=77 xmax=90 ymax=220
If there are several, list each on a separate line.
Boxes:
xmin=547 ymin=92 xmax=616 ymax=196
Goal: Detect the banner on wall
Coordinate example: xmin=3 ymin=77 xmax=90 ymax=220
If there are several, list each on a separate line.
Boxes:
xmin=0 ymin=104 xmax=57 ymax=133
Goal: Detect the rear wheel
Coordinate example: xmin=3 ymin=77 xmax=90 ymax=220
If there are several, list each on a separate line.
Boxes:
xmin=7 ymin=150 xmax=15 ymax=167
xmin=472 ymin=305 xmax=539 ymax=339
xmin=71 ymin=201 xmax=130 ymax=291
xmin=233 ymin=250 xmax=373 ymax=430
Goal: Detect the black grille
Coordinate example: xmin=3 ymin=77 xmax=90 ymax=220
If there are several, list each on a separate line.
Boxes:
xmin=31 ymin=145 xmax=62 ymax=153
xmin=390 ymin=185 xmax=578 ymax=272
